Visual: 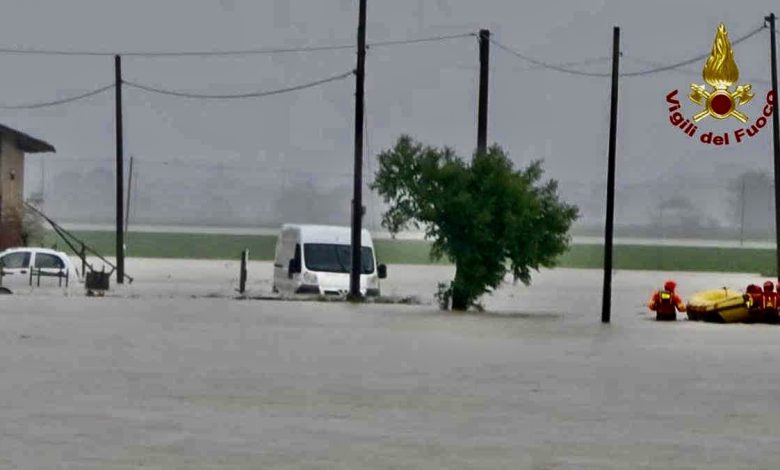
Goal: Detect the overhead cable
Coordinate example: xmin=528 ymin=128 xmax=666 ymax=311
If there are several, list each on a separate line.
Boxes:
xmin=123 ymin=69 xmax=354 ymax=99
xmin=0 ymin=84 xmax=114 ymax=109
xmin=369 ymin=32 xmax=476 ymax=48
xmin=509 ymin=55 xmax=612 ymax=73
xmin=491 ymin=23 xmax=767 ymax=78
xmin=0 ymin=43 xmax=351 ymax=57
xmin=490 ymin=39 xmax=611 ymax=77
xmin=0 ymin=32 xmax=474 ymax=57
xmin=620 ymin=24 xmax=767 ymax=77
xmin=623 ymin=55 xmax=771 ymax=85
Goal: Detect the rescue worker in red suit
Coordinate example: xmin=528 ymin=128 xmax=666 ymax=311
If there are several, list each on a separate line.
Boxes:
xmin=746 ymin=283 xmax=763 ymax=307
xmin=760 ymin=280 xmax=778 ymax=323
xmin=745 ymin=283 xmax=764 ymax=321
xmin=647 ymin=280 xmax=686 ymax=321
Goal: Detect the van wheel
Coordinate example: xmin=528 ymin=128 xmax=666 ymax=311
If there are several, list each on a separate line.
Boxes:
xmin=0 ymin=287 xmax=12 ymax=295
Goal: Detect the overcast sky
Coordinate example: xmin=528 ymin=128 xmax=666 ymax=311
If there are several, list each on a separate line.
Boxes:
xmin=1 ymin=0 xmax=779 ymax=226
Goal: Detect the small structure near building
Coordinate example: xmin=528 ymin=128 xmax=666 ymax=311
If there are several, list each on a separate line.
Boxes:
xmin=0 ymin=124 xmax=55 ymax=250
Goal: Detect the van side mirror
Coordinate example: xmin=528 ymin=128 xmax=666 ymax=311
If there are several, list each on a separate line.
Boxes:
xmin=288 ymin=258 xmax=301 ymax=277
xmin=378 ymin=264 xmax=387 ymax=279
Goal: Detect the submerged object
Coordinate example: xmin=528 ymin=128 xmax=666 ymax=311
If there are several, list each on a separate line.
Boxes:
xmin=686 ymin=288 xmax=752 ymax=323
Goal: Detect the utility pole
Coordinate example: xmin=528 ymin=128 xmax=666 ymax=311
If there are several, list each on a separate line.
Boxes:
xmin=349 ymin=0 xmax=367 ymax=300
xmin=125 ymin=155 xmax=134 ymax=239
xmin=767 ymin=13 xmax=780 ymax=281
xmin=115 ymin=55 xmax=125 ymax=284
xmin=477 ymin=29 xmax=491 ymax=155
xmin=602 ymin=27 xmax=620 ymax=324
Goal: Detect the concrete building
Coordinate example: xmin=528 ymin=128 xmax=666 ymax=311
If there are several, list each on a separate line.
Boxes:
xmin=0 ymin=124 xmax=55 ymax=250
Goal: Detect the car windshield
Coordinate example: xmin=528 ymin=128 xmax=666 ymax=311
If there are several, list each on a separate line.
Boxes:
xmin=304 ymin=244 xmax=374 ymax=274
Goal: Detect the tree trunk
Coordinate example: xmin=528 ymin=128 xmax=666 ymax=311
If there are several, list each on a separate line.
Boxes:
xmin=450 ymin=264 xmax=469 ymax=311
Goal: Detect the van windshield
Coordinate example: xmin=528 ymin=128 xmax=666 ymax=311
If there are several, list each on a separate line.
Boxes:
xmin=304 ymin=244 xmax=374 ymax=274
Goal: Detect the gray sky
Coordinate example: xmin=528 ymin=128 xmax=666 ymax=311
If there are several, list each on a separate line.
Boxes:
xmin=1 ymin=0 xmax=779 ymax=227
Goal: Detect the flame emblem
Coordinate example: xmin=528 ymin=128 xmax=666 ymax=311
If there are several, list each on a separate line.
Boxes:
xmin=689 ymin=23 xmax=753 ymax=123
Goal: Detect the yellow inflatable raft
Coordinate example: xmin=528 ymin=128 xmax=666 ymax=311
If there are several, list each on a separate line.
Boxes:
xmin=686 ymin=288 xmax=752 ymax=323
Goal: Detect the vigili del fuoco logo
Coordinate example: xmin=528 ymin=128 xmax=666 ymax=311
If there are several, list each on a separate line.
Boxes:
xmin=665 ymin=23 xmax=775 ymax=146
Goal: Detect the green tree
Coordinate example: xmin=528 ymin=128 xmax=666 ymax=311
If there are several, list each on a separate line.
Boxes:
xmin=372 ymin=135 xmax=578 ymax=310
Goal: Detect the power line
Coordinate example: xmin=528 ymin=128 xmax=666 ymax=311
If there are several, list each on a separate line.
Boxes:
xmin=504 ymin=55 xmax=613 ymax=73
xmin=620 ymin=24 xmax=767 ymax=77
xmin=491 ymin=23 xmax=768 ymax=78
xmin=0 ymin=43 xmax=352 ymax=57
xmin=127 ymin=157 xmax=356 ymax=176
xmin=124 ymin=70 xmax=354 ymax=100
xmin=540 ymin=56 xmax=612 ymax=68
xmin=0 ymin=84 xmax=113 ymax=109
xmin=491 ymin=39 xmax=611 ymax=77
xmin=369 ymin=32 xmax=476 ymax=49
xmin=623 ymin=55 xmax=771 ymax=85
xmin=0 ymin=32 xmax=475 ymax=57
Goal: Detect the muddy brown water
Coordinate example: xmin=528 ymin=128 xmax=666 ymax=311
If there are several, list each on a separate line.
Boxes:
xmin=1 ymin=264 xmax=779 ymax=468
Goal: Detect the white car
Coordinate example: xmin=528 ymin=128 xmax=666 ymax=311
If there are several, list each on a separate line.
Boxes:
xmin=0 ymin=247 xmax=79 ymax=293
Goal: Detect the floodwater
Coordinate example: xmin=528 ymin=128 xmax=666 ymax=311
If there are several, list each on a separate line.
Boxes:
xmin=1 ymin=263 xmax=780 ymax=469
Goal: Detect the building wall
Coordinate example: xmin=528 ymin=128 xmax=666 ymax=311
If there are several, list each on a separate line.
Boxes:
xmin=0 ymin=136 xmax=25 ymax=249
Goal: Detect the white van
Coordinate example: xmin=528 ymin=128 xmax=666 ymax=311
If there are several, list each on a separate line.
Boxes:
xmin=272 ymin=224 xmax=387 ymax=297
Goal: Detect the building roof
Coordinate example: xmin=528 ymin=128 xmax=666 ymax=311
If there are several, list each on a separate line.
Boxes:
xmin=0 ymin=123 xmax=55 ymax=153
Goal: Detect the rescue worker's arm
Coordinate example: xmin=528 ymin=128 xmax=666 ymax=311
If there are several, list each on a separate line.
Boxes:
xmin=647 ymin=291 xmax=658 ymax=311
xmin=674 ymin=293 xmax=686 ymax=312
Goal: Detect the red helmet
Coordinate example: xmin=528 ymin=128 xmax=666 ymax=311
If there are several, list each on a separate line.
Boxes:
xmin=764 ymin=280 xmax=775 ymax=292
xmin=664 ymin=280 xmax=677 ymax=291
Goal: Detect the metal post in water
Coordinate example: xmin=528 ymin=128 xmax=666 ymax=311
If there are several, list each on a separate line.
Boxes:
xmin=239 ymin=249 xmax=248 ymax=294
xmin=349 ymin=0 xmax=367 ymax=300
xmin=115 ymin=55 xmax=125 ymax=284
xmin=477 ymin=29 xmax=491 ymax=155
xmin=766 ymin=13 xmax=780 ymax=281
xmin=602 ymin=26 xmax=620 ymax=324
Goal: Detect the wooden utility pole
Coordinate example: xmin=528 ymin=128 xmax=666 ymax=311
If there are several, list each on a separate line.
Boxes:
xmin=125 ymin=155 xmax=134 ymax=239
xmin=767 ymin=13 xmax=780 ymax=281
xmin=115 ymin=55 xmax=125 ymax=284
xmin=349 ymin=0 xmax=367 ymax=299
xmin=477 ymin=29 xmax=491 ymax=154
xmin=602 ymin=27 xmax=620 ymax=324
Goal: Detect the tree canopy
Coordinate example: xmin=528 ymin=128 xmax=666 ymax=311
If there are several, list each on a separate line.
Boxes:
xmin=372 ymin=135 xmax=579 ymax=310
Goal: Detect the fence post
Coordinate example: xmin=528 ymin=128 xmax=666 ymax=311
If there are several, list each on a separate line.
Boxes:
xmin=80 ymin=243 xmax=86 ymax=277
xmin=239 ymin=249 xmax=249 ymax=294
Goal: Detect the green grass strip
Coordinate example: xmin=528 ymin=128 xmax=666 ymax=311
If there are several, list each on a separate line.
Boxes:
xmin=42 ymin=230 xmax=776 ymax=274
xmin=559 ymin=244 xmax=776 ymax=275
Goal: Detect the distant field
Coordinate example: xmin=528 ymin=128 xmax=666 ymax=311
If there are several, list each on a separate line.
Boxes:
xmin=43 ymin=231 xmax=445 ymax=265
xmin=43 ymin=230 xmax=776 ymax=274
xmin=559 ymin=244 xmax=776 ymax=276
